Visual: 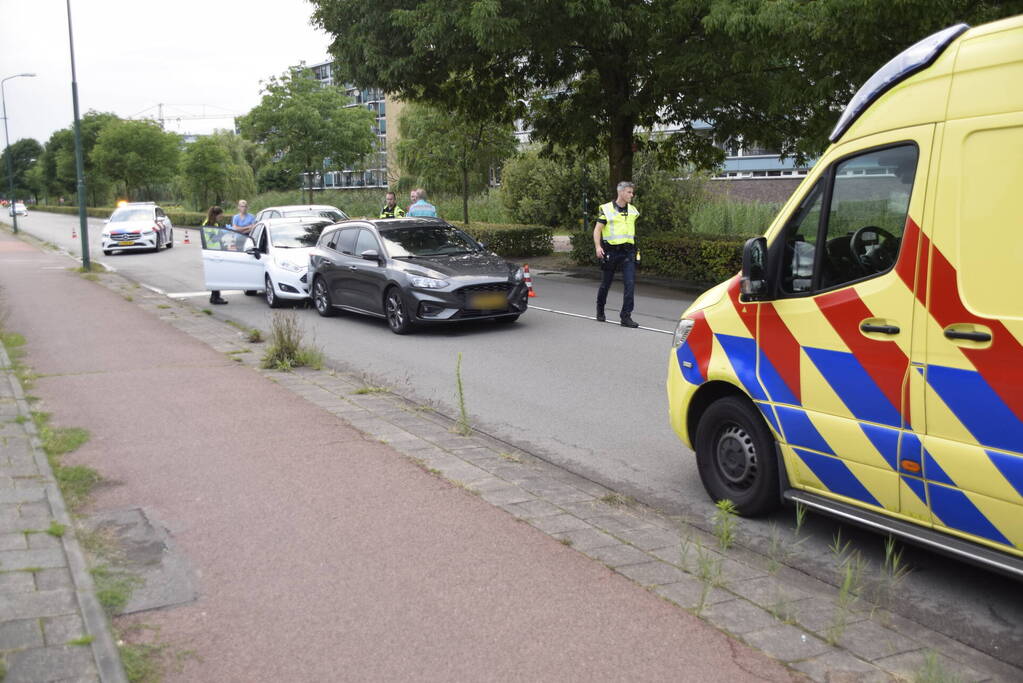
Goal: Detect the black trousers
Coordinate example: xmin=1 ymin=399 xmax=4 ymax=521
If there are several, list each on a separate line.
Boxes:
xmin=596 ymin=244 xmax=636 ymax=317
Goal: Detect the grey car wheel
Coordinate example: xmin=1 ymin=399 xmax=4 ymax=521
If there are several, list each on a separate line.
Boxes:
xmin=265 ymin=275 xmax=286 ymax=309
xmin=313 ymin=278 xmax=336 ymax=317
xmin=385 ymin=287 xmax=413 ymax=334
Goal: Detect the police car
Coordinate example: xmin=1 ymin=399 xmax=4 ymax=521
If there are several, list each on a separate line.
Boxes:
xmin=101 ymin=202 xmax=174 ymax=255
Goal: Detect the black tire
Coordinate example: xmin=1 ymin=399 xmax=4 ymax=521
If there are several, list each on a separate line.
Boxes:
xmin=312 ymin=278 xmax=336 ymax=317
xmin=166 ymin=231 xmax=174 ymax=249
xmin=695 ymin=395 xmax=780 ymax=517
xmin=103 ymin=249 xmax=112 ymax=256
xmin=153 ymin=233 xmax=162 ymax=253
xmin=384 ymin=287 xmax=414 ymax=334
xmin=495 ymin=315 xmax=520 ymax=324
xmin=244 ymin=290 xmax=259 ymax=296
xmin=265 ymin=275 xmax=286 ymax=309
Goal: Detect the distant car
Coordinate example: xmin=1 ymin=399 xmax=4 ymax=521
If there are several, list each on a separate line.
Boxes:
xmin=8 ymin=202 xmax=28 ymax=216
xmin=254 ymin=204 xmax=348 ymax=223
xmin=308 ymin=218 xmax=528 ymax=334
xmin=101 ymin=202 xmax=174 ymax=255
xmin=199 ymin=217 xmax=333 ymax=308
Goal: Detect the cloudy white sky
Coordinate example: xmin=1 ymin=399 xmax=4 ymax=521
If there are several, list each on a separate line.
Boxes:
xmin=0 ymin=0 xmax=333 ymax=146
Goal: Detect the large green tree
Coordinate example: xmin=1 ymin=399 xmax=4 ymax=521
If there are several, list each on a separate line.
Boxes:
xmin=91 ymin=119 xmax=180 ymax=200
xmin=238 ymin=67 xmax=376 ymax=204
xmin=180 ymin=131 xmax=257 ymax=209
xmin=312 ymin=0 xmax=1023 ymax=194
xmin=0 ymin=138 xmax=43 ymax=199
xmin=397 ymin=103 xmax=517 ymax=224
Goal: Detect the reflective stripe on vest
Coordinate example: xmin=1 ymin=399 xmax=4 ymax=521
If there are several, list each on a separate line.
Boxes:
xmin=599 ymin=201 xmax=638 ymax=245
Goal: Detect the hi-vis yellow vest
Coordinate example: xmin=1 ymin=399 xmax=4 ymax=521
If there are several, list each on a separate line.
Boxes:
xmin=599 ymin=201 xmax=639 ymax=245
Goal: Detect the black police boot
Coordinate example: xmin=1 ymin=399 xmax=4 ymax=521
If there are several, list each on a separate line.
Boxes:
xmin=210 ymin=294 xmax=228 ymax=305
xmin=620 ymin=315 xmax=639 ymax=328
xmin=596 ymin=305 xmax=606 ymax=322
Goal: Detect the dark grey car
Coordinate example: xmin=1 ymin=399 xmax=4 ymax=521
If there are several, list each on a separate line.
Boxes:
xmin=308 ymin=218 xmax=528 ymax=334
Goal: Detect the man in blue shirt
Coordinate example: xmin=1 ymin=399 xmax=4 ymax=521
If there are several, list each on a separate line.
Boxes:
xmin=232 ymin=200 xmax=255 ymax=233
xmin=407 ymin=188 xmax=438 ymax=217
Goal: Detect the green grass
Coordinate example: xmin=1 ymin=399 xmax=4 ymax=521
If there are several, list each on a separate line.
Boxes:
xmin=599 ymin=492 xmax=636 ymax=507
xmin=247 ymin=328 xmax=263 ymax=343
xmin=353 ymin=386 xmax=386 ymax=395
xmin=91 ymin=565 xmax=142 ymax=616
xmin=67 ymin=635 xmax=94 ymax=646
xmin=201 ymin=309 xmax=212 ymax=315
xmin=46 ymin=521 xmax=67 ymax=538
xmin=260 ymin=312 xmax=324 ymax=371
xmin=32 ymin=411 xmax=97 ymax=509
xmin=454 ymin=352 xmax=471 ymax=436
xmin=712 ymin=499 xmax=739 ymax=550
xmin=157 ymin=304 xmax=171 ymax=310
xmin=914 ymin=651 xmax=962 ymax=683
xmin=688 ymin=198 xmax=781 ymax=237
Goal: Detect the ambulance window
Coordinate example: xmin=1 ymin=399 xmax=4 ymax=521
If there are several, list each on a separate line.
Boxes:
xmin=821 ymin=144 xmax=917 ymax=289
xmin=958 ymin=125 xmax=1023 ymax=318
xmin=780 ymin=179 xmax=824 ymax=294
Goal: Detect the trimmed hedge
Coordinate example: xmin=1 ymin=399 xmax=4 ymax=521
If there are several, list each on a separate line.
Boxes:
xmin=34 ymin=205 xmax=208 ymax=227
xmin=570 ymin=230 xmax=745 ymax=285
xmin=447 ymin=221 xmax=554 ymax=258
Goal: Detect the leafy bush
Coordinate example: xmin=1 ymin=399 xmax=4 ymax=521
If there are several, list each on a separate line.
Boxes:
xmin=570 ymin=230 xmax=745 ymax=284
xmin=500 ymin=149 xmax=607 ymax=229
xmin=33 ymin=205 xmax=208 ymax=226
xmin=448 ymin=222 xmax=553 ymax=257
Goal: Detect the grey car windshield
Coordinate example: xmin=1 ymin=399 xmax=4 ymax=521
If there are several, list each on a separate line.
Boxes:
xmin=110 ymin=209 xmax=153 ymax=222
xmin=380 ymin=226 xmax=480 ymax=257
xmin=270 ymin=222 xmax=330 ymax=248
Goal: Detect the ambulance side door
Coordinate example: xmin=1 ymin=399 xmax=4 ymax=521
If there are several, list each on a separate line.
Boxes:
xmin=761 ymin=128 xmax=932 ymax=519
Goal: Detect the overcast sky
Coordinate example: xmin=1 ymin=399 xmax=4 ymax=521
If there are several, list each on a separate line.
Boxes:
xmin=0 ymin=0 xmax=333 ymax=147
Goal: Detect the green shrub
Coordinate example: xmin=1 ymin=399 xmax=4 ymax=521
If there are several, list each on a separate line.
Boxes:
xmin=500 ymin=149 xmax=606 ymax=229
xmin=570 ymin=230 xmax=745 ymax=285
xmin=688 ymin=198 xmax=780 ymax=238
xmin=449 ymin=221 xmax=553 ymax=257
xmin=33 ymin=205 xmax=208 ymax=227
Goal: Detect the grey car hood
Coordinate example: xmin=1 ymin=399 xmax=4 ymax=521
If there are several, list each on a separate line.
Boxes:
xmin=399 ymin=252 xmax=515 ymax=279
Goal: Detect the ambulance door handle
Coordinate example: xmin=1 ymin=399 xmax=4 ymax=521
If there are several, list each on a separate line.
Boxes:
xmin=860 ymin=323 xmax=900 ymax=335
xmin=945 ymin=329 xmax=991 ymax=342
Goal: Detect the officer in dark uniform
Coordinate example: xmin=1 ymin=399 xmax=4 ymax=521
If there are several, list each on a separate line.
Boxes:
xmin=379 ymin=191 xmax=406 ymax=219
xmin=593 ymin=181 xmax=640 ymax=327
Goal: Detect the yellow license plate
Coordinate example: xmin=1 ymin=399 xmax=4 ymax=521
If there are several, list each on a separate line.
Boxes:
xmin=117 ymin=241 xmax=135 ymax=246
xmin=468 ymin=292 xmax=507 ymax=309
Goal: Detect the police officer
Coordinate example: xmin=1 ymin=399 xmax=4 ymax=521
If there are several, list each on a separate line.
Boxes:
xmin=202 ymin=206 xmax=229 ymax=305
xmin=593 ymin=181 xmax=640 ymax=328
xmin=379 ymin=191 xmax=406 ymax=218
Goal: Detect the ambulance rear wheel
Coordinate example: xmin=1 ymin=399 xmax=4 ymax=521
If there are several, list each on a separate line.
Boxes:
xmin=695 ymin=396 xmax=780 ymax=517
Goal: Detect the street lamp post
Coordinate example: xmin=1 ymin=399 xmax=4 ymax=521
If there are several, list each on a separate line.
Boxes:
xmin=66 ymin=0 xmax=91 ymax=270
xmin=1 ymin=73 xmax=37 ymax=235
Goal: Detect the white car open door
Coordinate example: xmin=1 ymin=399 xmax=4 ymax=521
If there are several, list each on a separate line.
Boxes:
xmin=200 ymin=226 xmax=264 ymax=291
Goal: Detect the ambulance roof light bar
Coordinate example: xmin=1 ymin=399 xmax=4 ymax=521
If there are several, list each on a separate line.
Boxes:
xmin=829 ymin=23 xmax=970 ymax=143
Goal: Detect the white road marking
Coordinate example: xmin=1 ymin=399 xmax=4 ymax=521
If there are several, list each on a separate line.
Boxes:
xmin=141 ymin=283 xmax=165 ymax=295
xmin=529 ymin=305 xmax=672 ymax=334
xmin=167 ymin=290 xmax=243 ymax=299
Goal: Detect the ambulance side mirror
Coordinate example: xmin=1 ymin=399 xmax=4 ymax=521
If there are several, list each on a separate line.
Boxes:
xmin=740 ymin=236 xmax=769 ymax=301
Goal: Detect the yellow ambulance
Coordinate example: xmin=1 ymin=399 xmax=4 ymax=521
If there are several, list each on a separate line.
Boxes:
xmin=667 ymin=16 xmax=1023 ymax=577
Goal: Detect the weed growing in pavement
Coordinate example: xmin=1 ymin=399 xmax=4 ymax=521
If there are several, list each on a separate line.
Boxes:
xmin=32 ymin=411 xmax=97 ymax=510
xmin=14 ymin=414 xmax=27 ymax=424
xmin=914 ymin=650 xmax=962 ymax=683
xmin=157 ymin=304 xmax=171 ymax=310
xmin=766 ymin=522 xmax=806 ymax=575
xmin=67 ymin=635 xmax=94 ymax=646
xmin=693 ymin=538 xmax=723 ymax=616
xmin=828 ymin=528 xmax=852 ymax=559
xmin=247 ymin=327 xmax=263 ymax=343
xmin=559 ymin=537 xmax=574 ymax=546
xmin=498 ymin=451 xmax=522 ymax=463
xmin=123 ymin=295 xmax=134 ymax=302
xmin=794 ymin=501 xmax=808 ymax=535
xmin=454 ymin=352 xmax=472 ymax=436
xmin=599 ymin=492 xmax=637 ymax=507
xmin=353 ymin=386 xmax=387 ymax=395
xmin=46 ymin=521 xmax=67 ymax=538
xmin=261 ymin=312 xmax=324 ymax=371
xmin=827 ymin=549 xmax=866 ymax=645
xmin=201 ymin=308 xmax=212 ymax=315
xmin=91 ymin=565 xmax=143 ymax=616
xmin=117 ymin=623 xmax=174 ymax=683
xmin=767 ymin=591 xmax=798 ymax=625
xmin=712 ymin=499 xmax=739 ymax=550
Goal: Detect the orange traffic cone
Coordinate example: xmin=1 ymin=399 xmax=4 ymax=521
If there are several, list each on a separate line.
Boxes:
xmin=523 ymin=264 xmax=536 ymax=297
xmin=184 ymin=230 xmax=191 ymax=245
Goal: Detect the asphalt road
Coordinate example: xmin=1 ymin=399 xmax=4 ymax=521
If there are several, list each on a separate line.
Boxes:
xmin=13 ymin=210 xmax=1023 ymax=669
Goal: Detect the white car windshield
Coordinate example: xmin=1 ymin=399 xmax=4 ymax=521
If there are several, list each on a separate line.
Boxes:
xmin=269 ymin=222 xmax=329 ymax=248
xmin=110 ymin=209 xmax=153 ymax=222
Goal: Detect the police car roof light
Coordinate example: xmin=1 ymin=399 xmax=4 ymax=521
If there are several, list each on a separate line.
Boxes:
xmin=829 ymin=23 xmax=969 ymax=143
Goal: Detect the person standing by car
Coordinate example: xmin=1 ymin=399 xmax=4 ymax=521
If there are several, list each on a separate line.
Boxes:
xmin=203 ymin=206 xmax=229 ymax=305
xmin=379 ymin=191 xmax=406 ymax=218
xmin=231 ymin=200 xmax=255 ymax=234
xmin=408 ymin=188 xmax=438 ymax=217
xmin=593 ymin=181 xmax=640 ymax=328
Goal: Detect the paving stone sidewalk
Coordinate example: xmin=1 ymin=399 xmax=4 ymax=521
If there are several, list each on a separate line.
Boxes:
xmin=0 ymin=342 xmax=126 ymax=682
xmin=81 ymin=270 xmax=1019 ymax=683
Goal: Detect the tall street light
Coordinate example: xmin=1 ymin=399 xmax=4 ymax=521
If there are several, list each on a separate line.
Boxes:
xmin=1 ymin=72 xmax=36 ymax=235
xmin=66 ymin=0 xmax=91 ymax=270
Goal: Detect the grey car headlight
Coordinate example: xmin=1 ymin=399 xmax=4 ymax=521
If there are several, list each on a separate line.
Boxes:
xmin=410 ymin=276 xmax=448 ymax=289
xmin=672 ymin=318 xmax=695 ymax=349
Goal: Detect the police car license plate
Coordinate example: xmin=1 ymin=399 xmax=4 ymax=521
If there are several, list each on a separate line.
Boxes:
xmin=117 ymin=241 xmax=135 ymax=246
xmin=468 ymin=292 xmax=507 ymax=310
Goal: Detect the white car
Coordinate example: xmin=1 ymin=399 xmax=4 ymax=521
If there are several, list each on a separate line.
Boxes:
xmin=8 ymin=201 xmax=28 ymax=216
xmin=101 ymin=202 xmax=174 ymax=254
xmin=254 ymin=204 xmax=347 ymax=223
xmin=200 ymin=217 xmax=334 ymax=308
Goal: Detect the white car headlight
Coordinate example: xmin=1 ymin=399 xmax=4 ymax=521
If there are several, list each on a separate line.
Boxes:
xmin=410 ymin=276 xmax=448 ymax=289
xmin=672 ymin=318 xmax=695 ymax=349
xmin=276 ymin=257 xmax=305 ymax=273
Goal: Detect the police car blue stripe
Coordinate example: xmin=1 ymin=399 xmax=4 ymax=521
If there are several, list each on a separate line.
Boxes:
xmin=986 ymin=450 xmax=1023 ymax=499
xmin=900 ymin=431 xmax=922 ymax=473
xmin=676 ymin=343 xmax=705 ymax=385
xmin=794 ymin=447 xmax=882 ymax=507
xmin=777 ymin=407 xmax=835 ymax=455
xmin=923 ymin=449 xmax=958 ymax=487
xmin=803 ymin=347 xmax=902 ymax=427
xmin=927 ymin=365 xmax=1023 ymax=454
xmin=716 ymin=334 xmax=768 ymax=401
xmin=756 ymin=403 xmax=781 ymax=435
xmin=928 ymin=483 xmax=1012 ymax=546
xmin=758 ymin=349 xmax=800 ymax=406
xmin=860 ymin=423 xmax=900 ymax=471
